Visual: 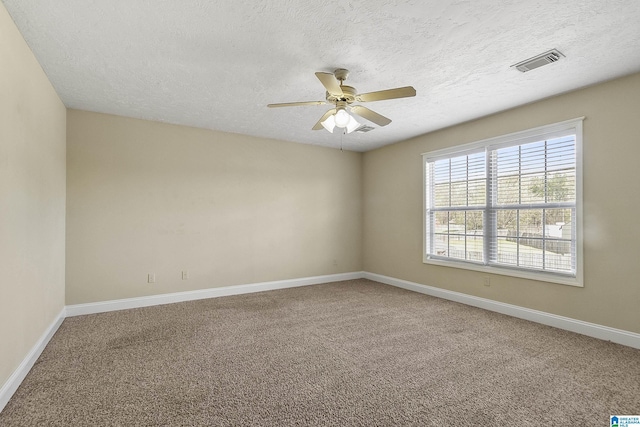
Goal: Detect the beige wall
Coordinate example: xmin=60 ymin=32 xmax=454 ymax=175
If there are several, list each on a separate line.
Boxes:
xmin=3 ymin=0 xmax=639 ymax=399
xmin=363 ymin=72 xmax=640 ymax=333
xmin=0 ymin=4 xmax=67 ymax=388
xmin=66 ymin=110 xmax=362 ymax=304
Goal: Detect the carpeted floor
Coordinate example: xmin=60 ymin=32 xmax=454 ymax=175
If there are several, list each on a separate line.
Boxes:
xmin=1 ymin=279 xmax=639 ymax=426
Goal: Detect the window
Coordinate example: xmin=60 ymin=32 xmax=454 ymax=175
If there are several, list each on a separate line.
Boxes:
xmin=423 ymin=118 xmax=583 ymax=286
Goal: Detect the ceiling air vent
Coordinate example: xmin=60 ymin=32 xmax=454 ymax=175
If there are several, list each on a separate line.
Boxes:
xmin=356 ymin=125 xmax=375 ymax=133
xmin=511 ymin=49 xmax=564 ymax=73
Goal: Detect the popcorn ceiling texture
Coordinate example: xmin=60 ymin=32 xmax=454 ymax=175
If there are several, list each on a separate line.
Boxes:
xmin=3 ymin=0 xmax=640 ymax=151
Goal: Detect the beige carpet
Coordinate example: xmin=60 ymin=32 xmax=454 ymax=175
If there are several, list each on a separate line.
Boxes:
xmin=1 ymin=279 xmax=639 ymax=426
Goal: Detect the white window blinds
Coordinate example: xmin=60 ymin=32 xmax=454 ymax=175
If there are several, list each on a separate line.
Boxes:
xmin=424 ymin=118 xmax=582 ymax=285
xmin=426 ymin=150 xmax=486 ymax=263
xmin=489 ymin=135 xmax=576 ymax=274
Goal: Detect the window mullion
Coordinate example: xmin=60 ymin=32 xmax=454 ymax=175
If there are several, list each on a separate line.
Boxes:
xmin=542 ymin=208 xmax=546 ymax=270
xmin=447 ymin=211 xmax=451 ymax=257
xmin=516 ymin=210 xmax=520 ymax=267
xmin=464 ymin=211 xmax=468 ymax=260
xmin=485 ymin=148 xmax=493 ymax=265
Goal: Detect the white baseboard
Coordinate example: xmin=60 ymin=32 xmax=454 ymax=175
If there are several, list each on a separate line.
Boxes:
xmin=4 ymin=270 xmax=638 ymax=415
xmin=66 ymin=271 xmax=364 ymax=317
xmin=0 ymin=308 xmax=65 ymax=413
xmin=364 ymin=272 xmax=640 ymax=350
xmin=1 ymin=272 xmax=363 ymax=414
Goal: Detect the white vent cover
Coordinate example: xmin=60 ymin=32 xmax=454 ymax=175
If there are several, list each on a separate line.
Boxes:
xmin=356 ymin=125 xmax=375 ymax=133
xmin=511 ymin=49 xmax=565 ymax=72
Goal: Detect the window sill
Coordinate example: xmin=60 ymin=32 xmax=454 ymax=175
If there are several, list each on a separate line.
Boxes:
xmin=423 ymin=256 xmax=583 ymax=287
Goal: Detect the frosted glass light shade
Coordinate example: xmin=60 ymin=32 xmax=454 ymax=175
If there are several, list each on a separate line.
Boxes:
xmin=321 ymin=114 xmax=336 ymax=133
xmin=334 ymin=108 xmax=350 ymax=128
xmin=345 ymin=115 xmax=360 ymax=133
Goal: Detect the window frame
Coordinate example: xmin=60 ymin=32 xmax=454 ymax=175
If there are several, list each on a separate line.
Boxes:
xmin=422 ymin=118 xmax=584 ymax=287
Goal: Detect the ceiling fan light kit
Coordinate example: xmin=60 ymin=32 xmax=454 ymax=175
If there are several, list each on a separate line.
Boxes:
xmin=268 ymin=68 xmax=416 ymax=134
xmin=333 ymin=107 xmax=351 ymax=127
xmin=320 ymin=101 xmax=361 ymax=134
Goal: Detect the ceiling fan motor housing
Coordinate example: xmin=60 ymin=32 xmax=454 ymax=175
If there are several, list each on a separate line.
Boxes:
xmin=326 ymin=85 xmax=357 ymax=104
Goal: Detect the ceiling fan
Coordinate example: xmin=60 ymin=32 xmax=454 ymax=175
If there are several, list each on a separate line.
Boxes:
xmin=267 ymin=68 xmax=416 ymax=134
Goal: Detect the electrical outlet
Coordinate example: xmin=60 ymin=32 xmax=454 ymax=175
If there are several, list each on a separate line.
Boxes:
xmin=182 ymin=270 xmax=189 ymax=280
xmin=483 ymin=276 xmax=491 ymax=287
xmin=148 ymin=273 xmax=156 ymax=284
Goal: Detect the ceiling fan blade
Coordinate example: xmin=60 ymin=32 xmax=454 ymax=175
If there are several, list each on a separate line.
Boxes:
xmin=312 ymin=109 xmax=337 ymax=130
xmin=350 ymin=105 xmax=392 ymax=127
xmin=267 ymin=100 xmax=326 ymax=108
xmin=315 ymin=72 xmax=343 ymax=96
xmin=356 ymin=86 xmax=416 ymax=103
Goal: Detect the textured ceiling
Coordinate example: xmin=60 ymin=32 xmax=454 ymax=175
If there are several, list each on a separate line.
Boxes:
xmin=4 ymin=0 xmax=640 ymax=152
